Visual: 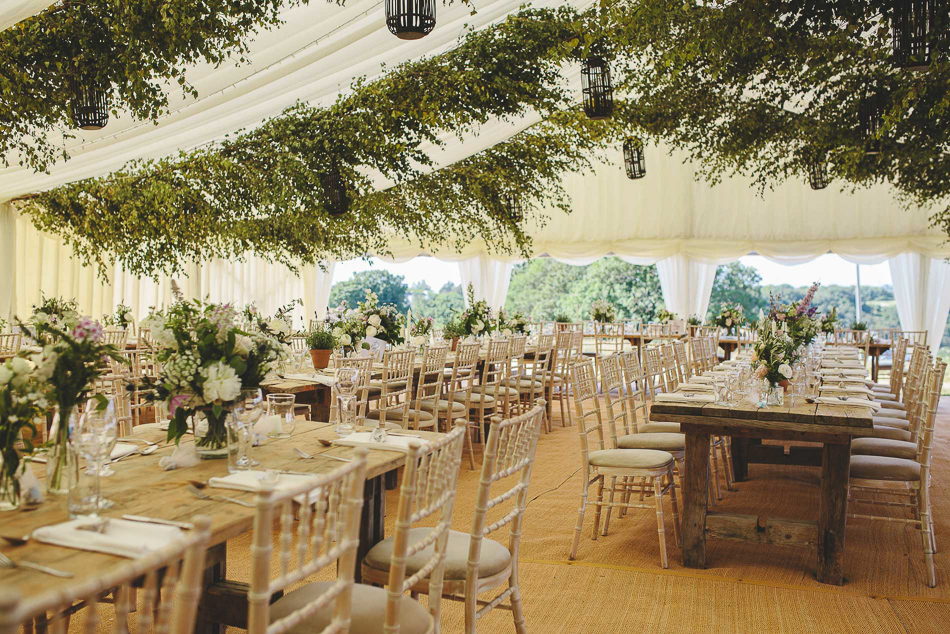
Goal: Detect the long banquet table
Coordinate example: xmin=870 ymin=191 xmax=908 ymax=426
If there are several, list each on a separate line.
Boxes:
xmin=651 ymin=388 xmax=872 ymax=586
xmin=1 ymin=421 xmax=446 ymax=631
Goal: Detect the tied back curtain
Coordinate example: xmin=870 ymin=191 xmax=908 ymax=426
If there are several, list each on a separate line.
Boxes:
xmin=457 ymin=255 xmax=515 ymax=312
xmin=655 ymin=254 xmax=718 ymax=321
xmin=887 ymin=253 xmax=950 ymax=356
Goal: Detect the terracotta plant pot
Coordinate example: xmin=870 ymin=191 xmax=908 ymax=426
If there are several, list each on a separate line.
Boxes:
xmin=779 ymin=379 xmax=790 ymax=393
xmin=450 ymin=337 xmax=459 ymax=351
xmin=310 ymin=348 xmax=332 ymax=370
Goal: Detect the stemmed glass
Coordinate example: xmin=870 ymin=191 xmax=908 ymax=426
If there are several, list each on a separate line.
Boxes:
xmin=69 ymin=406 xmax=118 ymax=516
xmin=335 ymin=367 xmax=360 ymax=437
xmin=228 ymin=389 xmax=264 ymax=473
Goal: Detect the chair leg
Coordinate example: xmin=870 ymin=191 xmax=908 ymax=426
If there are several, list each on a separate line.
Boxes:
xmin=464 ymin=424 xmax=476 ymax=470
xmin=721 ymin=436 xmax=736 ymax=492
xmin=508 ymin=559 xmax=527 ymax=634
xmin=709 ymin=443 xmax=723 ymax=501
xmin=602 ymin=476 xmax=616 ymax=536
xmin=667 ymin=466 xmax=681 ymax=548
xmin=920 ymin=483 xmax=936 ymax=588
xmin=569 ymin=468 xmax=589 ymax=560
xmin=653 ymin=477 xmax=669 ymax=569
xmin=592 ymin=475 xmax=604 ymax=540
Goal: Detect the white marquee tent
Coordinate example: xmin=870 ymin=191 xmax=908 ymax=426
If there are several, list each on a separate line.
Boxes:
xmin=3 ymin=0 xmax=949 ymax=353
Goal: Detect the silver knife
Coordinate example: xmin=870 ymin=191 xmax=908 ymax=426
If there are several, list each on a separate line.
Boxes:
xmin=121 ymin=515 xmax=194 ymax=530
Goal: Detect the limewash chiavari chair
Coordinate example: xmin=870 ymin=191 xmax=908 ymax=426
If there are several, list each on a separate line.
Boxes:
xmin=505 ymin=335 xmax=529 ymax=415
xmin=248 ymin=453 xmax=368 ymax=634
xmin=289 ymin=335 xmax=308 ymax=353
xmin=469 ymin=339 xmax=517 ymax=428
xmin=404 ymin=344 xmax=449 ymax=431
xmin=737 ymin=326 xmax=755 ymax=351
xmin=0 ymin=518 xmax=211 ymax=634
xmin=834 ymin=328 xmax=872 ymax=366
xmin=568 ymin=360 xmax=680 ymax=568
xmin=672 ymin=340 xmax=691 ymax=383
xmin=659 ymin=344 xmax=680 ymax=392
xmin=360 ymin=423 xmax=468 ymax=633
xmin=444 ymin=341 xmax=482 ymax=468
xmin=865 ymin=348 xmax=931 ymax=443
xmin=330 ymin=354 xmax=373 ymax=422
xmin=0 ymin=332 xmax=22 ymax=361
xmin=876 ymin=343 xmax=927 ymax=414
xmin=848 ymin=359 xmax=946 ymax=587
xmin=365 ymin=349 xmax=415 ymax=429
xmin=895 ymin=330 xmax=928 ymax=348
xmin=872 ymin=337 xmax=908 ymax=399
xmin=688 ymin=337 xmax=706 ymax=376
xmin=547 ymin=330 xmax=576 ymax=428
xmin=642 ymin=346 xmax=667 ymax=398
xmin=514 ymin=334 xmax=554 ymax=432
xmin=593 ymin=322 xmax=626 ymax=357
xmin=103 ymin=328 xmax=130 ymax=349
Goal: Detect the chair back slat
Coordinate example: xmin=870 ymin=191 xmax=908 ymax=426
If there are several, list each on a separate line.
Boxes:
xmin=410 ymin=344 xmax=449 ymax=430
xmin=598 ymin=354 xmax=629 ymax=441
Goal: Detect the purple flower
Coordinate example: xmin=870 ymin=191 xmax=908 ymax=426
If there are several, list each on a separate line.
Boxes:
xmin=169 ymin=394 xmax=191 ymax=417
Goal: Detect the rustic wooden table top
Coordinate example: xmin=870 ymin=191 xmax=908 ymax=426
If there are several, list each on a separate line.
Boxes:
xmin=0 ymin=421 xmax=445 ymax=615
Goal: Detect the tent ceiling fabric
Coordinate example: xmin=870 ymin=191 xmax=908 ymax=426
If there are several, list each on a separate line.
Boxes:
xmin=0 ymin=1 xmax=50 ymax=32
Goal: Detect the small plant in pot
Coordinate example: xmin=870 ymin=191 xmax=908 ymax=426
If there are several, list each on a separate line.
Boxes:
xmin=305 ymin=323 xmax=338 ymax=370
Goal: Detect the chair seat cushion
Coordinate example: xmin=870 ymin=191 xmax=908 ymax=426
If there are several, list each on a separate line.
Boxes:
xmin=269 ymin=581 xmax=430 ymax=634
xmin=872 ymin=389 xmax=898 ymax=399
xmin=588 ymin=448 xmax=673 ymax=470
xmin=473 ymin=384 xmax=520 ymax=399
xmin=617 ymin=433 xmax=685 ymax=452
xmin=365 ymin=408 xmax=434 ymax=428
xmin=879 ymin=400 xmax=906 ymax=410
xmin=510 ymin=378 xmax=545 ymax=391
xmin=639 ymin=422 xmax=681 ymax=434
xmin=851 ymin=437 xmax=917 ymax=461
xmin=867 ymin=425 xmax=913 ymax=442
xmin=451 ymin=391 xmax=496 ymax=407
xmin=874 ymin=408 xmax=907 ymax=420
xmin=411 ymin=398 xmax=466 ymax=415
xmin=872 ymin=416 xmax=910 ymax=430
xmin=850 ymin=455 xmax=921 ymax=482
xmin=363 ymin=528 xmax=511 ymax=581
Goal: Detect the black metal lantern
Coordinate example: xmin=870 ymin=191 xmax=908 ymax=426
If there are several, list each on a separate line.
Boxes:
xmin=385 ymin=0 xmax=436 ymax=40
xmin=320 ymin=165 xmax=349 ymax=217
xmin=623 ymin=137 xmax=646 ymax=179
xmin=808 ymin=159 xmax=830 ymax=190
xmin=70 ymin=76 xmax=109 ymax=130
xmin=503 ymin=194 xmax=523 ymax=223
xmin=892 ymin=0 xmax=948 ymax=70
xmin=581 ymin=56 xmax=613 ymax=120
xmin=859 ymin=92 xmax=886 ymax=155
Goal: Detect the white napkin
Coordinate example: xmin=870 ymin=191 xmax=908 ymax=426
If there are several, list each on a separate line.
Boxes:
xmin=282 ymin=373 xmax=336 ymax=386
xmin=209 ymin=470 xmax=321 ymax=494
xmin=254 ymin=414 xmax=285 ymax=437
xmin=33 ymin=517 xmax=182 ymax=559
xmin=818 ymin=383 xmax=873 ymax=396
xmin=333 ymin=431 xmax=419 ymax=453
xmin=110 ymin=443 xmax=139 ymax=460
xmin=819 ymin=388 xmax=871 ymax=399
xmin=818 ymin=368 xmax=866 ymax=377
xmin=814 ymin=397 xmax=881 ymax=411
xmin=680 ymin=383 xmax=716 ymax=392
xmin=158 ymin=442 xmax=200 ymax=471
xmin=654 ymin=392 xmax=716 ymax=404
xmin=690 ymin=376 xmax=716 ymax=384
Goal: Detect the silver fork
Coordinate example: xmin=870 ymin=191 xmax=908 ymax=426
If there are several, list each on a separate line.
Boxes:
xmin=0 ymin=551 xmax=74 ymax=578
xmin=187 ymin=485 xmax=254 ymax=508
xmin=294 ymin=447 xmax=351 ymax=463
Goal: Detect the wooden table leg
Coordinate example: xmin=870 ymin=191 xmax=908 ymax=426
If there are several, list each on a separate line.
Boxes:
xmin=683 ymin=432 xmax=711 ymax=568
xmin=817 ymin=440 xmax=850 ymax=585
xmin=730 ymin=437 xmax=748 ymax=482
xmin=196 ymin=542 xmax=228 ymax=634
xmin=356 ymin=474 xmax=387 ymax=583
xmin=871 ymin=352 xmax=879 ymax=383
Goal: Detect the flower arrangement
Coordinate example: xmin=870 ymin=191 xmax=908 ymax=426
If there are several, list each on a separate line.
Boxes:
xmin=751 ymin=319 xmax=799 ymax=388
xmin=713 ymin=303 xmax=744 ymax=333
xmin=767 ymin=282 xmax=821 ymax=348
xmin=686 ymin=316 xmax=703 ymax=326
xmin=820 ymin=307 xmax=838 ymax=334
xmin=553 ymin=313 xmax=572 ymax=324
xmin=655 ymin=308 xmax=676 ymax=323
xmin=30 ymin=295 xmax=80 ymax=343
xmin=444 ymin=285 xmax=495 ymax=339
xmin=26 ymin=316 xmax=123 ymax=493
xmin=242 ymin=301 xmax=298 ymax=344
xmin=409 ymin=317 xmax=434 ymax=346
xmin=590 ymin=299 xmax=616 ymax=323
xmin=0 ymin=355 xmax=46 ymax=509
xmin=328 ymin=304 xmax=369 ymax=356
xmin=104 ymin=303 xmax=135 ymax=330
xmin=355 ymin=291 xmax=405 ymax=346
xmin=496 ymin=309 xmax=530 ymax=335
xmin=140 ymin=300 xmax=290 ymax=451
xmin=851 ymin=321 xmax=868 ymax=330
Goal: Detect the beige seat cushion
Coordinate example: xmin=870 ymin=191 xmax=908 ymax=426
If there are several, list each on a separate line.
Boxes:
xmin=872 ymin=416 xmax=910 ymax=430
xmin=451 ymin=391 xmax=496 ymax=407
xmin=880 ymin=400 xmax=906 ymax=410
xmin=411 ymin=398 xmax=466 ymax=415
xmin=850 ymin=455 xmax=921 ymax=482
xmin=473 ymin=384 xmax=520 ymax=399
xmin=617 ymin=433 xmax=685 ymax=452
xmin=867 ymin=425 xmax=913 ymax=442
xmin=588 ymin=448 xmax=673 ymax=470
xmin=875 ymin=408 xmax=907 ymax=419
xmin=639 ymin=422 xmax=681 ymax=434
xmin=269 ymin=581 xmax=430 ymax=634
xmin=510 ymin=378 xmax=545 ymax=391
xmin=363 ymin=528 xmax=511 ymax=581
xmin=365 ymin=409 xmax=435 ymax=428
xmin=851 ymin=437 xmax=917 ymax=461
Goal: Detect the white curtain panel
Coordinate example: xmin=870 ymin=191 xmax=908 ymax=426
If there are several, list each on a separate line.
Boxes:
xmin=0 ymin=203 xmax=15 ymax=322
xmin=655 ymin=254 xmax=718 ymax=321
xmin=457 ymin=254 xmax=515 ymax=312
xmin=301 ymin=262 xmax=336 ymax=324
xmin=888 ymin=252 xmax=950 ymax=356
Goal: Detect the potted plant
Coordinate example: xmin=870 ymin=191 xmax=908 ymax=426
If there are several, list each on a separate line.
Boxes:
xmin=553 ymin=313 xmax=572 ymax=331
xmin=305 ymin=323 xmax=337 ymax=370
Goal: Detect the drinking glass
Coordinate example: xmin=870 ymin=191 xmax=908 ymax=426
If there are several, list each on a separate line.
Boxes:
xmin=69 ymin=408 xmax=117 ymax=516
xmin=90 ymin=400 xmax=119 ymax=477
xmin=228 ymin=389 xmax=264 ymax=473
xmin=335 ymin=367 xmax=360 ymax=437
xmin=265 ymin=393 xmax=296 ymax=439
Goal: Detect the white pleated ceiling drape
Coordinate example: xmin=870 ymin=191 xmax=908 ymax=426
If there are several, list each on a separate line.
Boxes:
xmin=887 ymin=253 xmax=950 ymax=356
xmin=457 ymin=255 xmax=514 ymax=312
xmin=654 ymin=254 xmax=718 ymax=321
xmin=0 ymin=1 xmax=50 ymax=32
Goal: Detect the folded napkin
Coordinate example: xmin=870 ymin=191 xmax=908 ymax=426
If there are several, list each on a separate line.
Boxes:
xmin=818 ymin=368 xmax=866 ymax=377
xmin=281 ymin=373 xmax=336 ymax=386
xmin=209 ymin=470 xmax=320 ymax=494
xmin=818 ymin=383 xmax=873 ymax=396
xmin=654 ymin=392 xmax=716 ymax=404
xmin=110 ymin=442 xmax=140 ymax=460
xmin=819 ymin=388 xmax=871 ymax=399
xmin=333 ymin=431 xmax=420 ymax=453
xmin=680 ymin=383 xmax=716 ymax=392
xmin=158 ymin=442 xmax=200 ymax=471
xmin=33 ymin=517 xmax=182 ymax=559
xmin=690 ymin=376 xmax=716 ymax=384
xmin=814 ymin=397 xmax=881 ymax=411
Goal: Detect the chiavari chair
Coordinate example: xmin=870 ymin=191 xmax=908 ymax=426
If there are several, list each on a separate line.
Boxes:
xmin=514 ymin=334 xmax=554 ymax=432
xmin=102 ymin=328 xmax=130 ymax=350
xmin=876 ymin=343 xmax=927 ymax=415
xmin=403 ymin=344 xmax=448 ymax=431
xmin=688 ymin=337 xmax=706 ymax=375
xmin=0 ymin=518 xmax=211 ymax=634
xmin=547 ymin=330 xmax=576 ymax=428
xmin=0 ymin=332 xmax=22 ymax=361
xmin=642 ymin=345 xmax=667 ymax=398
xmin=672 ymin=339 xmax=691 ymax=382
xmin=568 ymin=360 xmax=680 ymax=568
xmin=895 ymin=330 xmax=928 ymax=348
xmin=703 ymin=335 xmax=719 ymax=369
xmin=330 ymin=354 xmax=373 ymax=422
xmin=360 ymin=423 xmax=468 ymax=631
xmin=737 ymin=326 xmax=755 ymax=351
xmin=365 ymin=349 xmax=415 ymax=429
xmin=445 ymin=341 xmax=482 ymax=468
xmin=593 ymin=322 xmax=626 ymax=357
xmin=848 ymin=359 xmax=946 ymax=587
xmin=865 ymin=346 xmax=930 ymax=442
xmin=871 ymin=337 xmax=907 ymax=400
xmin=505 ymin=335 xmax=529 ymax=415
xmin=469 ymin=339 xmax=517 ymax=429
xmin=833 ymin=328 xmax=872 ymax=366
xmin=659 ymin=343 xmax=680 ymax=392
xmin=289 ymin=335 xmax=308 ymax=353
xmin=248 ymin=452 xmax=368 ymax=634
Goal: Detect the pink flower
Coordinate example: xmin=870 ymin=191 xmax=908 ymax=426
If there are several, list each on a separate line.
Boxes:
xmin=169 ymin=394 xmax=191 ymax=417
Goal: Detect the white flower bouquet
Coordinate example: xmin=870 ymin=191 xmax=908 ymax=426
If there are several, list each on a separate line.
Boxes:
xmin=751 ymin=318 xmax=799 ymax=388
xmin=590 ymin=299 xmax=616 ymax=323
xmin=0 ymin=355 xmax=47 ymax=509
xmin=444 ymin=285 xmax=495 ymax=339
xmin=714 ymin=303 xmax=745 ymax=333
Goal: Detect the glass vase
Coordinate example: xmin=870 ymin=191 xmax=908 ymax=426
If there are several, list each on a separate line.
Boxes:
xmin=46 ymin=407 xmax=79 ymax=495
xmin=0 ymin=454 xmax=21 ymax=511
xmin=194 ymin=407 xmax=231 ymax=460
xmin=766 ymin=384 xmax=785 ymax=407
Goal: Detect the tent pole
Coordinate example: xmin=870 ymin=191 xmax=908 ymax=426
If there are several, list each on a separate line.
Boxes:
xmin=855 ymin=264 xmax=862 ymax=323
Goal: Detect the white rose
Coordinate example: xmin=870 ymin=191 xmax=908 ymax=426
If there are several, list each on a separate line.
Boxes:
xmin=153 ymin=326 xmax=177 ymax=349
xmin=368 ymin=314 xmax=382 ymax=328
xmin=0 ymin=365 xmax=11 ymax=385
xmin=472 ymin=320 xmax=484 ymax=333
xmin=33 ymin=311 xmax=48 ymax=325
xmin=502 ymin=328 xmax=512 ymax=337
xmin=268 ymin=318 xmax=290 ymax=336
xmin=778 ymin=363 xmax=793 ymax=379
xmin=412 ymin=336 xmax=426 ymax=346
xmin=332 ymin=327 xmax=343 ymax=337
xmin=365 ymin=326 xmax=378 ymax=338
xmin=200 ymin=361 xmax=241 ymax=403
xmin=233 ymin=334 xmax=253 ymax=357
xmin=340 ymin=334 xmax=352 ymax=346
xmin=11 ymin=357 xmax=34 ymax=375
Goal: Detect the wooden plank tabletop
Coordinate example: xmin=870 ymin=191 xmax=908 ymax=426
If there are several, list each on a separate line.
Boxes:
xmin=0 ymin=421 xmax=444 ymax=612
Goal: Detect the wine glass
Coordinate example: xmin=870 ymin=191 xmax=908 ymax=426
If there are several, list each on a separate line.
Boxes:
xmin=228 ymin=389 xmax=264 ymax=472
xmin=71 ymin=407 xmax=118 ymax=514
xmin=335 ymin=367 xmax=360 ymax=437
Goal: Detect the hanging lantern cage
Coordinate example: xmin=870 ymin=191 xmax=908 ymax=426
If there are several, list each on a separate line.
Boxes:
xmin=321 ymin=166 xmax=349 ymax=216
xmin=581 ymin=56 xmax=613 ymax=120
xmin=503 ymin=194 xmax=523 ymax=223
xmin=808 ymin=159 xmax=830 ymax=190
xmin=70 ymin=76 xmax=109 ymax=130
xmin=385 ymin=0 xmax=436 ymax=40
xmin=859 ymin=92 xmax=886 ymax=155
xmin=623 ymin=137 xmax=646 ymax=179
xmin=892 ymin=0 xmax=948 ymax=70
